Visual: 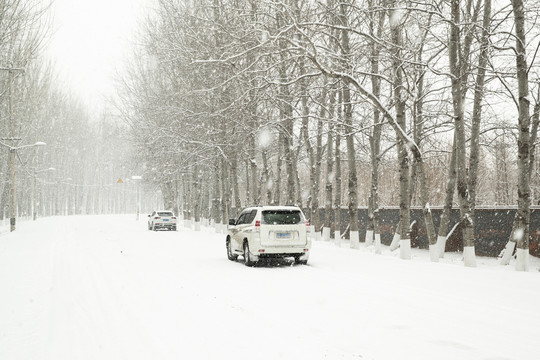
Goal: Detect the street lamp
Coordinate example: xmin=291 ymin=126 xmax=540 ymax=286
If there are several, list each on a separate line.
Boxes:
xmin=0 ymin=141 xmax=46 ymax=231
xmin=33 ymin=167 xmax=55 ymax=221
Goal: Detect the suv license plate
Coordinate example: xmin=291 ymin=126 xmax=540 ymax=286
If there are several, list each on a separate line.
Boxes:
xmin=276 ymin=232 xmax=291 ymax=239
xmin=163 ymin=219 xmax=169 ymax=221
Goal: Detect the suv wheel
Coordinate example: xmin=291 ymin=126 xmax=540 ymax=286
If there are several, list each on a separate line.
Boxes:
xmin=226 ymin=237 xmax=238 ymax=261
xmin=243 ymin=241 xmax=256 ymax=267
xmin=294 ymin=256 xmax=308 ymax=265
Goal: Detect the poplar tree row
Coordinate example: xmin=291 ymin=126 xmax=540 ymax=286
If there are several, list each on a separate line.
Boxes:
xmin=1 ymin=0 xmax=134 ymax=220
xmin=119 ymin=0 xmax=540 ymax=270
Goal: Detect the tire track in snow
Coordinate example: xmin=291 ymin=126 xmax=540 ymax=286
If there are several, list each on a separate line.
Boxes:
xmin=45 ymin=217 xmax=167 ymax=360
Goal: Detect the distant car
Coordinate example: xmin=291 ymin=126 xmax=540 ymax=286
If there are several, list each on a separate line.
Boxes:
xmin=226 ymin=205 xmax=311 ymax=266
xmin=148 ymin=210 xmax=177 ymax=231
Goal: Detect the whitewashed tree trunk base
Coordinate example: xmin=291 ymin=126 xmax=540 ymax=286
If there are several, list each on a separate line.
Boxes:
xmin=365 ymin=230 xmax=374 ymax=247
xmin=315 ymin=231 xmax=322 ymax=242
xmin=322 ymin=227 xmax=330 ymax=242
xmin=436 ymin=235 xmax=447 ymax=258
xmin=334 ymin=231 xmax=341 ymax=247
xmin=194 ymin=221 xmax=201 ymax=231
xmin=374 ymin=233 xmax=381 ymax=254
xmin=184 ymin=219 xmax=192 ymax=229
xmin=463 ymin=246 xmax=477 ymax=267
xmin=515 ymin=248 xmax=529 ymax=271
xmin=350 ymin=230 xmax=359 ymax=249
xmin=310 ymin=225 xmax=315 ymax=241
xmin=500 ymin=241 xmax=516 ymax=266
xmin=389 ymin=232 xmax=400 ymax=251
xmin=429 ymin=244 xmax=439 ymax=262
xmin=399 ymin=239 xmax=411 ymax=260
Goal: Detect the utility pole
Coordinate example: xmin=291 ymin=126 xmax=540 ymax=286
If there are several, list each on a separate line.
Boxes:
xmin=1 ymin=65 xmax=24 ymax=232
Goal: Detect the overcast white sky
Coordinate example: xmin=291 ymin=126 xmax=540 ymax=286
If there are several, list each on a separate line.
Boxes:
xmin=46 ymin=0 xmax=151 ymax=116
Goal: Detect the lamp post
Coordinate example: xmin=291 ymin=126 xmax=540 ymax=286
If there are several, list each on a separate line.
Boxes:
xmin=0 ymin=64 xmax=25 ymax=232
xmin=0 ymin=141 xmax=46 ymax=231
xmin=33 ymin=167 xmax=55 ymax=220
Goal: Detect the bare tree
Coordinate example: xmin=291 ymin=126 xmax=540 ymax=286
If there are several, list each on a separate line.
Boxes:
xmin=448 ymin=0 xmax=476 ymax=266
xmin=500 ymin=0 xmax=532 ymax=271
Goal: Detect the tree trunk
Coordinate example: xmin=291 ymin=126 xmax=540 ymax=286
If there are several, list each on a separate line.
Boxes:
xmin=323 ymin=87 xmax=336 ymax=241
xmin=183 ymin=174 xmax=192 ymax=228
xmin=449 ymin=0 xmax=476 ymax=267
xmin=367 ymin=0 xmax=384 ymax=253
xmin=247 ymin=0 xmax=260 ymax=206
xmin=231 ymin=155 xmax=241 ymax=211
xmin=510 ymin=0 xmax=531 ymax=271
xmin=301 ymin=63 xmax=316 ymax=233
xmin=220 ymin=159 xmax=230 ymax=234
xmin=304 ymin=87 xmax=326 ymax=241
xmin=468 ymin=0 xmax=491 ymax=218
xmin=412 ymin=14 xmax=437 ymax=261
xmin=415 ymin=71 xmax=437 ymax=260
xmin=212 ymin=167 xmax=221 ymax=231
xmin=193 ymin=165 xmax=201 ymax=231
xmin=389 ymin=4 xmax=411 ymax=260
xmin=437 ymin=133 xmax=457 ymax=257
xmin=261 ymin=148 xmax=272 ymax=205
xmin=339 ymin=0 xmax=359 ymax=249
xmin=334 ymin=89 xmax=343 ymax=246
xmin=276 ymin=7 xmax=296 ymax=206
xmin=313 ymin=93 xmax=324 ymax=241
xmin=202 ymin=171 xmax=210 ymax=223
xmin=273 ymin=132 xmax=283 ymax=205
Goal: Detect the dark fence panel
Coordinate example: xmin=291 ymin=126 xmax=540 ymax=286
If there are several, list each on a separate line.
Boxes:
xmin=310 ymin=207 xmax=540 ymax=257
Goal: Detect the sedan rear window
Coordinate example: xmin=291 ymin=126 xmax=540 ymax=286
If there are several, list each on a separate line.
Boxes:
xmin=262 ymin=210 xmax=303 ymax=225
xmin=158 ymin=212 xmax=173 ymax=217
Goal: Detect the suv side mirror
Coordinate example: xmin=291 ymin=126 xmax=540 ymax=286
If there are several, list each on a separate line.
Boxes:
xmin=228 ymin=218 xmax=236 ymax=226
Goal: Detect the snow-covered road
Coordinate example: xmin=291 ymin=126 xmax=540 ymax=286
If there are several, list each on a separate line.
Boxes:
xmin=1 ymin=215 xmax=538 ymax=360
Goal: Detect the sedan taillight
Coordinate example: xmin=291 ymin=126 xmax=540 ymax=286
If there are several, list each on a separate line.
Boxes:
xmin=154 ymin=216 xmax=160 ymax=219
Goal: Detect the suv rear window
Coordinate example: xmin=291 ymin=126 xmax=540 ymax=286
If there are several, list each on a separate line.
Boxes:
xmin=158 ymin=212 xmax=173 ymax=216
xmin=262 ymin=210 xmax=303 ymax=225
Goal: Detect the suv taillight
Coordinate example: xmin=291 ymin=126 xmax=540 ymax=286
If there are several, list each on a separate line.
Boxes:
xmin=255 ymin=220 xmax=260 ymax=230
xmin=154 ymin=216 xmax=160 ymax=219
xmin=306 ymin=220 xmax=310 ymax=227
xmin=171 ymin=217 xmax=176 ymax=219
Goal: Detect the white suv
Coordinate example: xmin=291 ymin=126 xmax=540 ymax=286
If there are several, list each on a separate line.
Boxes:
xmin=148 ymin=210 xmax=177 ymax=231
xmin=226 ymin=206 xmax=311 ymax=266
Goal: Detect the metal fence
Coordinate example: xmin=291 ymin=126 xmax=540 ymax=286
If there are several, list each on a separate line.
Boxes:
xmin=311 ymin=207 xmax=540 ymax=257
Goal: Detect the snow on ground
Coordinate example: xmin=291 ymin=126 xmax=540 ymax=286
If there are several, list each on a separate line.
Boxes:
xmin=0 ymin=214 xmax=539 ymax=360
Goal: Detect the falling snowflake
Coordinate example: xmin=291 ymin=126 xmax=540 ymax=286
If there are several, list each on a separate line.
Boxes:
xmin=257 ymin=128 xmax=273 ymax=149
